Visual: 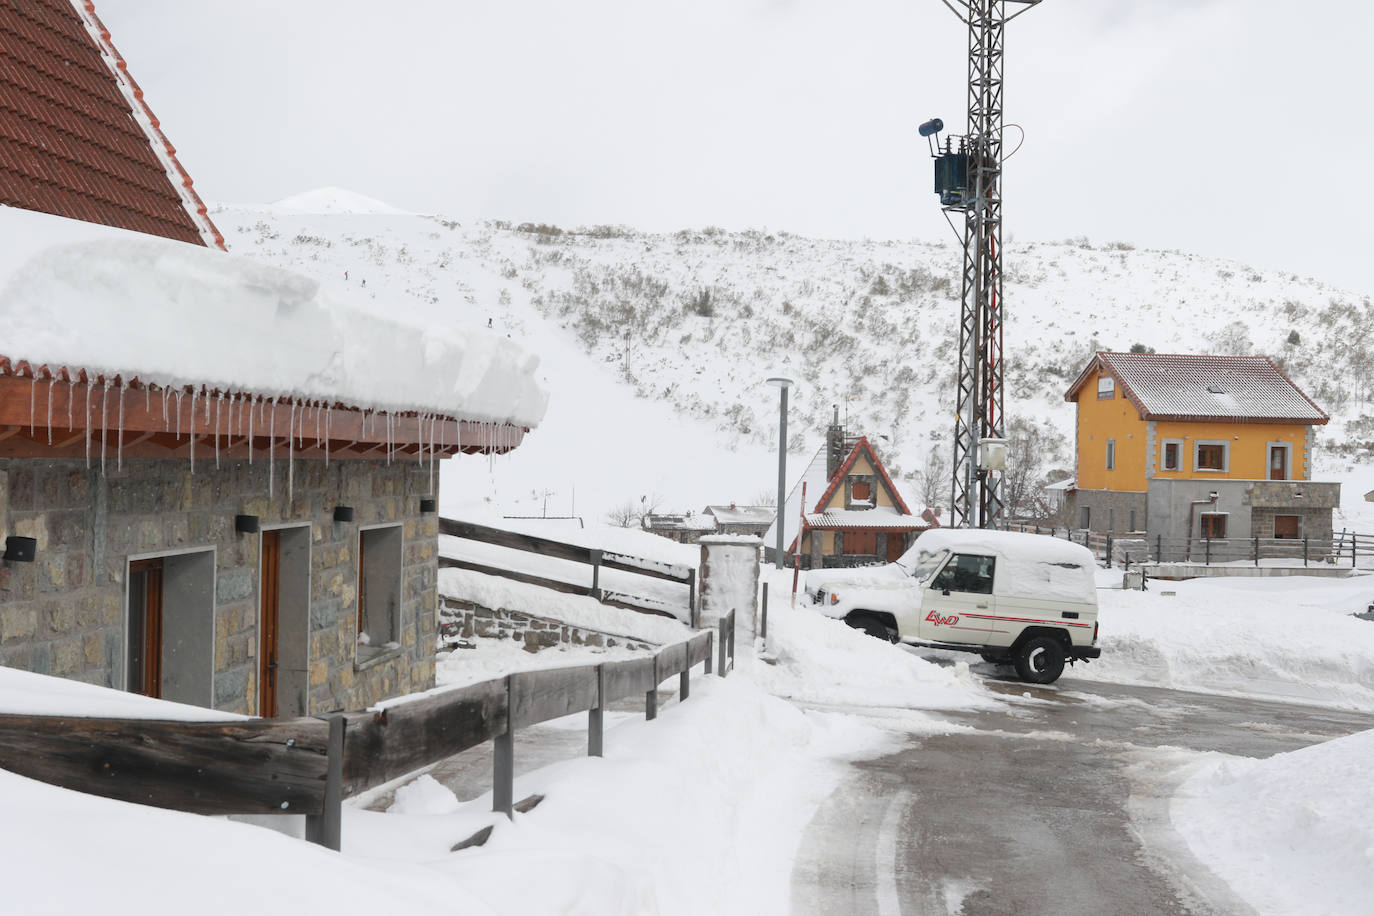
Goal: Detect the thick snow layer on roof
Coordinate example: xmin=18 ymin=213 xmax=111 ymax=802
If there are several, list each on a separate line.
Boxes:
xmin=765 ymin=445 xmax=829 ymax=550
xmin=706 ymin=505 xmax=775 ymax=526
xmin=804 ymin=506 xmax=925 ymax=528
xmin=0 ymin=206 xmax=546 ymax=426
xmin=909 ymin=528 xmax=1098 ymax=604
xmin=1097 ymin=352 xmax=1327 ymax=423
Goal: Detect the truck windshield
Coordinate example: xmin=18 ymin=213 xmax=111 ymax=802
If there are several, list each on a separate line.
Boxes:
xmin=907 ymin=550 xmax=948 ymax=583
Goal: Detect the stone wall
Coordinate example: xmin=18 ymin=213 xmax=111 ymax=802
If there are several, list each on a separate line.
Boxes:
xmin=0 ymin=456 xmax=437 ymax=715
xmin=1063 ymin=488 xmax=1149 ymax=534
xmin=438 ymin=597 xmax=656 ymax=653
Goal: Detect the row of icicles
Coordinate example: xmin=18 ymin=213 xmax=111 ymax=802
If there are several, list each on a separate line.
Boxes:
xmin=20 ymin=370 xmax=520 ymax=502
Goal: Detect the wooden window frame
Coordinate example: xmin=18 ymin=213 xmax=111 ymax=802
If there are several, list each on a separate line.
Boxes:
xmin=1161 ymin=439 xmax=1183 ymax=472
xmin=1105 ymin=439 xmax=1116 ymax=470
xmin=1200 ymin=512 xmax=1228 ymax=539
xmin=1194 ymin=440 xmax=1230 ymax=473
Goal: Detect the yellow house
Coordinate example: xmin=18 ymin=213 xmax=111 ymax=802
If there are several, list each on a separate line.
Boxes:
xmin=1064 ymin=352 xmax=1338 ymax=542
xmin=766 ymin=412 xmax=931 ymax=568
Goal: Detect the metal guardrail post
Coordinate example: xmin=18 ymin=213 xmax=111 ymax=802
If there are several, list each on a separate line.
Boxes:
xmin=1156 ymin=534 xmax=1163 ymax=563
xmin=305 ymin=714 xmax=345 ymax=850
xmin=1253 ymin=536 xmax=1259 ymax=567
xmin=589 ymin=666 xmax=605 ymax=757
xmin=1205 ymin=535 xmax=1211 ymax=566
xmin=589 ymin=548 xmax=603 ymax=601
xmin=1304 ymin=537 xmax=1309 ymax=567
xmin=1353 ymin=534 xmax=1359 ymax=569
xmin=1106 ymin=535 xmax=1113 ymax=568
xmin=680 ymin=664 xmax=690 ymax=702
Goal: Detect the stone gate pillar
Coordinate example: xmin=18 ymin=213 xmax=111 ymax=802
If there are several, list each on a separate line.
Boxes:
xmin=699 ymin=535 xmax=761 ymax=630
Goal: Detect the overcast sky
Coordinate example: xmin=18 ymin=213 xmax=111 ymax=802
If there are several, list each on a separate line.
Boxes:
xmin=99 ymin=0 xmax=1373 ymax=297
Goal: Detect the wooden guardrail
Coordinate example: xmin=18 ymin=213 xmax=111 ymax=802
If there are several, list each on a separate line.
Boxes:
xmin=0 ymin=626 xmax=732 ymax=850
xmin=439 ymin=518 xmax=698 ymax=624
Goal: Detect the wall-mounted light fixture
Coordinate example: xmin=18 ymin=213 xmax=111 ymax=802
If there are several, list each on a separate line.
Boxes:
xmin=235 ymin=515 xmax=260 ymax=534
xmin=333 ymin=506 xmax=355 ymax=523
xmin=420 ymin=497 xmax=437 ymax=514
xmin=3 ymin=536 xmax=37 ymax=563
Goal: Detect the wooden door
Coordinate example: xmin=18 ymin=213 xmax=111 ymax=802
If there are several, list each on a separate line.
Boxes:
xmin=128 ymin=558 xmax=164 ymax=697
xmin=886 ymin=534 xmax=906 ymax=562
xmin=259 ymin=530 xmax=281 ymax=718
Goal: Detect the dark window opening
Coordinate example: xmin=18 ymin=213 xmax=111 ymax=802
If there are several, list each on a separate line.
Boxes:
xmin=931 ymin=554 xmax=995 ymax=595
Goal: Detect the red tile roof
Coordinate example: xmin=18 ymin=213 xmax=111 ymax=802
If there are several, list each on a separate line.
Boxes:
xmin=0 ymin=0 xmax=223 ymax=248
xmin=1066 ymin=352 xmax=1329 ymax=425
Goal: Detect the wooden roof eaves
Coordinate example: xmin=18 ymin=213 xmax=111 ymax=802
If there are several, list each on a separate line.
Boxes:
xmin=810 ymin=437 xmax=914 ymax=517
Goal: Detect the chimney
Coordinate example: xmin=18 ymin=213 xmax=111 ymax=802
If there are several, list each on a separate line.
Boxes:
xmin=826 ymin=405 xmax=845 ymax=479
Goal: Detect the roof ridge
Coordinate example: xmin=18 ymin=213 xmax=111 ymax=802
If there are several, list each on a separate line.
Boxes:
xmin=71 ymin=0 xmax=224 ymax=250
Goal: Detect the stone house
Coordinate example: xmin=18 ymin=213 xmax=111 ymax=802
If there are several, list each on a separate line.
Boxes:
xmin=0 ymin=0 xmax=545 ymax=716
xmin=1063 ymin=351 xmax=1337 ymax=543
xmin=765 ymin=414 xmax=930 ymax=568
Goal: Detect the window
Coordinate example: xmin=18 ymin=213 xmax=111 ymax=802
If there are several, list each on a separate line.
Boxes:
xmin=931 ymin=554 xmax=995 ymax=595
xmin=1268 ymin=444 xmax=1291 ymax=481
xmin=1129 ymin=509 xmax=1137 ymax=532
xmin=851 ymin=480 xmax=872 ymax=502
xmin=126 ymin=550 xmax=215 ymax=707
xmin=357 ymin=525 xmax=403 ymax=664
xmin=1195 ymin=441 xmax=1229 ymax=472
xmin=1097 ymin=376 xmax=1115 ymax=399
xmin=1105 ymin=439 xmax=1116 ymax=470
xmin=1200 ymin=513 xmax=1228 ymax=539
xmin=1162 ymin=440 xmax=1182 ymax=472
xmin=1079 ymin=506 xmax=1091 ymax=530
xmin=1274 ymin=515 xmax=1300 ymax=539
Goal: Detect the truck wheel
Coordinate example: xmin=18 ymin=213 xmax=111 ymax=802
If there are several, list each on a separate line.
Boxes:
xmin=1014 ymin=636 xmax=1065 ymax=684
xmin=850 ymin=614 xmax=898 ymax=644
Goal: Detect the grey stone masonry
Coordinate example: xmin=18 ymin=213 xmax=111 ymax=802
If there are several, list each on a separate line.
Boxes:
xmin=1064 ymin=488 xmax=1149 ymax=535
xmin=0 ymin=456 xmax=438 ymax=715
xmin=438 ymin=597 xmax=656 ymax=653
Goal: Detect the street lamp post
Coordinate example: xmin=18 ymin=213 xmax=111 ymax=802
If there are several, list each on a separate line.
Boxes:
xmin=766 ymin=377 xmax=794 ymax=569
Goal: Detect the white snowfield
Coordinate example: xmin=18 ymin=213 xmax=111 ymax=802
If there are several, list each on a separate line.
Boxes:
xmin=0 ymin=205 xmax=547 ymax=427
xmin=2 ymin=548 xmax=1374 ymax=912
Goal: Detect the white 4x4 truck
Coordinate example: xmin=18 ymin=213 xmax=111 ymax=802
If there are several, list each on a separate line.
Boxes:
xmin=808 ymin=528 xmax=1101 ymax=684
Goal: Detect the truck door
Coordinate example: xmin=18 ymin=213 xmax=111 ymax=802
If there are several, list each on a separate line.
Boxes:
xmin=921 ymin=553 xmax=996 ymax=642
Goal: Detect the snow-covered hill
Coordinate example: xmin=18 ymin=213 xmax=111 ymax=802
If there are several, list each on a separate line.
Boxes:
xmin=212 ymin=193 xmax=1374 ymax=523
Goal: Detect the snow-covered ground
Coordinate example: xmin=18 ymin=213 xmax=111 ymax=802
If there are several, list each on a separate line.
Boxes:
xmin=6 ymin=556 xmax=1374 ymax=914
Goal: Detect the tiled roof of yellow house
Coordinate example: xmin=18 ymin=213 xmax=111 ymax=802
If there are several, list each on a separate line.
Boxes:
xmin=1066 ymin=352 xmax=1329 ymax=425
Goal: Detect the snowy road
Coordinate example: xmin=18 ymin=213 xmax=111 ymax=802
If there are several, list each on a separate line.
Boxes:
xmin=790 ymin=676 xmax=1374 ymax=916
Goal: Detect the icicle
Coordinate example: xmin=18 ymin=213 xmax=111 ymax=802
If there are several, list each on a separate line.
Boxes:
xmin=161 ymin=388 xmax=169 ymax=430
xmin=315 ymin=402 xmax=322 ymax=449
xmin=324 ymin=405 xmax=331 ymax=466
xmin=428 ymin=414 xmax=436 ymax=493
xmin=174 ymin=390 xmax=183 ymax=439
xmin=214 ymin=393 xmax=223 ymax=470
xmin=117 ymin=381 xmax=127 ymax=471
xmin=29 ymin=376 xmax=36 ymax=436
xmin=189 ymin=393 xmax=195 ymax=475
xmin=67 ymin=376 xmax=74 ymax=432
xmin=83 ymin=379 xmax=93 ymax=468
xmin=204 ymin=388 xmax=210 ymax=424
xmin=46 ymin=376 xmax=56 ymax=444
xmin=248 ymin=396 xmax=255 ymax=464
xmin=99 ymin=382 xmax=110 ymax=476
xmin=144 ymin=384 xmax=150 ymax=413
xmin=269 ymin=397 xmax=276 ymax=498
xmin=288 ymin=401 xmax=296 ymax=502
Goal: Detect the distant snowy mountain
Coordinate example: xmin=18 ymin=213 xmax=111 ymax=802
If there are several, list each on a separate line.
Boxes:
xmin=261 ymin=187 xmax=412 ymax=216
xmin=212 ymin=197 xmax=1374 ymax=523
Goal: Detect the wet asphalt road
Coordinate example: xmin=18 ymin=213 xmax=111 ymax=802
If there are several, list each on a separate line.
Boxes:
xmin=790 ymin=674 xmax=1374 ymax=916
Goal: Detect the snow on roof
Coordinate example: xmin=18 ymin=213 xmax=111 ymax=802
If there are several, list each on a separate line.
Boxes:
xmin=1068 ymin=352 xmax=1328 ymax=424
xmin=706 ymin=505 xmax=775 ymax=526
xmin=0 ymin=206 xmax=548 ymax=426
xmin=911 ymin=528 xmax=1097 ymax=604
xmin=764 ymin=445 xmax=830 ymax=550
xmin=1044 ymin=478 xmax=1076 ymax=492
xmin=267 ymin=187 xmax=412 ymax=216
xmin=803 ymin=506 xmax=928 ymax=529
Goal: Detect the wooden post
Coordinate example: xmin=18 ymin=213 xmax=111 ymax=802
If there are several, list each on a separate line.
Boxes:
xmin=590 ymin=548 xmax=603 ymax=601
xmin=761 ymin=582 xmax=769 ymax=641
xmin=1353 ymin=533 xmax=1359 ymax=568
xmin=1106 ymin=535 xmax=1113 ymax=568
xmin=588 ymin=666 xmax=605 ymax=757
xmin=718 ymin=614 xmax=729 ymax=677
xmin=305 ymin=714 xmax=345 ymax=850
xmin=493 ymin=728 xmax=514 ymax=817
xmin=689 ymin=570 xmax=698 ymax=629
xmin=645 ymin=655 xmax=658 ymax=721
xmin=680 ymin=667 xmax=690 ymax=702
xmin=705 ymin=630 xmax=714 ymax=675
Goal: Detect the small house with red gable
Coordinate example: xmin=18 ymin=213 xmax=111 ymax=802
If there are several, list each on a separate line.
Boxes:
xmin=765 ymin=412 xmax=931 ymax=568
xmin=0 ymin=1 xmax=546 ymax=716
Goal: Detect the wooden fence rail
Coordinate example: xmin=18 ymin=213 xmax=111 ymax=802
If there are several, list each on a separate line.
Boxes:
xmin=0 ymin=625 xmax=735 ymax=850
xmin=439 ymin=517 xmax=698 ymax=623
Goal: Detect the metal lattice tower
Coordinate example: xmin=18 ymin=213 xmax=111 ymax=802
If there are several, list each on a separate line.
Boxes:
xmin=944 ymin=0 xmax=1039 ymax=528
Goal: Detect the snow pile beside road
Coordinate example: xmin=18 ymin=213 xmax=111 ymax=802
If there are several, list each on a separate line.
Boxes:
xmin=348 ymin=675 xmax=891 ymax=914
xmin=1172 ymin=728 xmax=1374 ymax=916
xmin=1078 ymin=573 xmax=1374 ymax=709
xmin=746 ymin=571 xmax=993 ymax=712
